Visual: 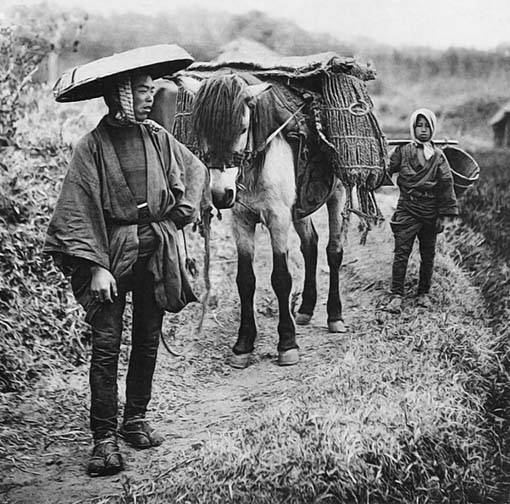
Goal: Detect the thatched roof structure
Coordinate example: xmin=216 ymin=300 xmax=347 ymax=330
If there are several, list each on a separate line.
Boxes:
xmin=489 ymin=102 xmax=510 ymax=126
xmin=214 ymin=38 xmax=280 ymax=64
xmin=489 ymin=102 xmax=510 ymax=147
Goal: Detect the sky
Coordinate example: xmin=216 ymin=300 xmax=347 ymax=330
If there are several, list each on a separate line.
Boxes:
xmin=3 ymin=0 xmax=510 ymax=50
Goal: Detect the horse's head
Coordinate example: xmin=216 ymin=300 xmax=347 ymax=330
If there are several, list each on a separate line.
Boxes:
xmin=178 ymin=74 xmax=270 ymax=209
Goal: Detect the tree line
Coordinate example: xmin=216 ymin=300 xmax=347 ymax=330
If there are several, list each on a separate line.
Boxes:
xmin=3 ymin=3 xmax=510 ymax=83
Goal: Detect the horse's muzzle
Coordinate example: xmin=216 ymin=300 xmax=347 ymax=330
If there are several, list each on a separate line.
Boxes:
xmin=211 ymin=188 xmax=236 ymax=209
xmin=209 ymin=165 xmax=239 ymax=209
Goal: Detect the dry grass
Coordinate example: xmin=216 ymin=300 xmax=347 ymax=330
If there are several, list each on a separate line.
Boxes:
xmin=97 ymin=214 xmax=503 ymax=503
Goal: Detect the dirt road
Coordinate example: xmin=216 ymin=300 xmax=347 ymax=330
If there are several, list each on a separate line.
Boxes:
xmin=1 ymin=190 xmax=443 ymax=503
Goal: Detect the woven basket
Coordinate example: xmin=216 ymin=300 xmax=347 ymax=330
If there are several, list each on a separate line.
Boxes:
xmin=442 ymin=146 xmax=480 ymax=197
xmin=173 ymin=87 xmax=201 ymax=156
xmin=320 ymin=72 xmax=387 ymax=242
xmin=321 ymin=73 xmax=387 ymax=187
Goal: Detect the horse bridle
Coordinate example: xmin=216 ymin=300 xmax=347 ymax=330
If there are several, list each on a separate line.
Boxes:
xmin=201 ymin=103 xmax=304 ymax=220
xmin=204 ymin=151 xmax=252 ymax=172
xmin=201 ymin=116 xmax=257 ymax=199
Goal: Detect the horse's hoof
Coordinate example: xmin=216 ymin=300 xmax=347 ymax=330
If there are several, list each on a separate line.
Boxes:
xmin=229 ymin=352 xmax=252 ymax=369
xmin=328 ymin=320 xmax=347 ymax=333
xmin=295 ymin=313 xmax=312 ymax=325
xmin=278 ymin=348 xmax=299 ymax=366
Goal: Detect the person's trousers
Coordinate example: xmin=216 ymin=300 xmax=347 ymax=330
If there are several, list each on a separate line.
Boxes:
xmin=391 ymin=223 xmax=437 ymax=297
xmin=89 ymin=259 xmax=164 ymax=439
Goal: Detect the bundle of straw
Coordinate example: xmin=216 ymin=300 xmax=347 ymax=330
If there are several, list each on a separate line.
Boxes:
xmin=321 ymin=73 xmax=388 ymax=243
xmin=173 ymin=87 xmax=201 ymax=156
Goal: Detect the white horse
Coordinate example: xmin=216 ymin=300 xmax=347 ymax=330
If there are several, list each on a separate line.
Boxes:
xmin=158 ymin=72 xmax=347 ymax=369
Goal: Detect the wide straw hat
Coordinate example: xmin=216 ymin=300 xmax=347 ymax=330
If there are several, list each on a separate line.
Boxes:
xmin=53 ymin=44 xmax=194 ymax=102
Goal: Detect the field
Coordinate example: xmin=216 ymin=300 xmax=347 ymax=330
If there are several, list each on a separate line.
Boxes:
xmin=460 ymin=150 xmax=510 ymax=258
xmin=2 ymin=59 xmax=510 ymax=502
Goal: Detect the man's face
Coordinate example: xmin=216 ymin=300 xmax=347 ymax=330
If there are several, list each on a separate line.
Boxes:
xmin=131 ymin=74 xmax=155 ymax=121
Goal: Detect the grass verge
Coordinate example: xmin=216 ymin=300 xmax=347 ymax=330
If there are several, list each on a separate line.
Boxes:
xmin=107 ymin=225 xmax=502 ymax=503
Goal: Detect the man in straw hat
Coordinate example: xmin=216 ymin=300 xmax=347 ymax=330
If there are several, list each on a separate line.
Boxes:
xmin=45 ymin=45 xmax=209 ymax=477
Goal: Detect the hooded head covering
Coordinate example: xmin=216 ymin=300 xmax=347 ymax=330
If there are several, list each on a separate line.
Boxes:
xmin=103 ymin=74 xmax=160 ymax=132
xmin=410 ymin=108 xmax=437 ymax=161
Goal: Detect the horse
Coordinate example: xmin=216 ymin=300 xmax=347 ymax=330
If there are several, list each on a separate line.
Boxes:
xmin=152 ymin=72 xmax=347 ymax=369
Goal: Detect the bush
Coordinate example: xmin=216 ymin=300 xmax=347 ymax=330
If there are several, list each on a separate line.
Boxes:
xmin=0 ymin=85 xmax=93 ymax=392
xmin=0 ymin=24 xmax=50 ymax=146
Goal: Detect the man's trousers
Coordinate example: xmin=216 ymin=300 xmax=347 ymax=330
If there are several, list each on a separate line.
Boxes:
xmin=89 ymin=257 xmax=164 ymax=439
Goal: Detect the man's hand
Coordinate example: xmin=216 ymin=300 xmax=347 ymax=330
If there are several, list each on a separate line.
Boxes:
xmin=436 ymin=216 xmax=447 ymax=233
xmin=169 ymin=202 xmax=194 ymax=229
xmin=90 ymin=265 xmax=118 ymax=303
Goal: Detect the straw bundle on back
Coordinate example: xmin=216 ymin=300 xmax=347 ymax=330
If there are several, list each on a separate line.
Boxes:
xmin=321 ymin=73 xmax=388 ymax=242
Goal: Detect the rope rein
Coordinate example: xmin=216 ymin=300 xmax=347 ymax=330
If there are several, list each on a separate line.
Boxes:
xmin=196 ymin=208 xmax=211 ymax=336
xmin=255 ymin=103 xmax=306 ymax=153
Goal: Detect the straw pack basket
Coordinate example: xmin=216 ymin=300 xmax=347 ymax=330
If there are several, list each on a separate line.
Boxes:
xmin=321 ymin=73 xmax=388 ymax=242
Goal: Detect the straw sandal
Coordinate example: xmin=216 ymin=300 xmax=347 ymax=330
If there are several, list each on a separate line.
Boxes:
xmin=416 ymin=293 xmax=432 ymax=309
xmin=119 ymin=418 xmax=163 ymax=449
xmin=87 ymin=435 xmax=123 ymax=477
xmin=385 ymin=295 xmax=403 ymax=314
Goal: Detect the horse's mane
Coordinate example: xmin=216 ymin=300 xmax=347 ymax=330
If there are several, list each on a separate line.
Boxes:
xmin=191 ymin=73 xmax=280 ymax=160
xmin=192 ymin=74 xmax=246 ymax=157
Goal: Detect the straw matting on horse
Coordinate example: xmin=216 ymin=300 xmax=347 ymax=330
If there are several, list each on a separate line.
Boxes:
xmin=186 ymin=52 xmax=376 ymax=83
xmin=173 ymin=88 xmax=201 ymax=157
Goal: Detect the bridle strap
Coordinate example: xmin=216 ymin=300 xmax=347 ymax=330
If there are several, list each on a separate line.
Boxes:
xmin=208 ymin=165 xmax=240 ymax=173
xmin=255 ymin=103 xmax=306 ymax=153
xmin=207 ymin=103 xmax=304 ymax=169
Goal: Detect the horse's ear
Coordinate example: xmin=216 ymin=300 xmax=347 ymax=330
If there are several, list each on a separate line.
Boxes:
xmin=174 ymin=75 xmax=202 ymax=96
xmin=244 ymin=83 xmax=271 ymax=104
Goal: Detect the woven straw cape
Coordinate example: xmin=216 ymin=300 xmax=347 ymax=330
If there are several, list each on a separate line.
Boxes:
xmin=53 ymin=44 xmax=194 ymax=102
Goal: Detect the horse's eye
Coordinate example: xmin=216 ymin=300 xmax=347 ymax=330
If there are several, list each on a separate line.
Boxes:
xmin=241 ymin=127 xmax=248 ymax=134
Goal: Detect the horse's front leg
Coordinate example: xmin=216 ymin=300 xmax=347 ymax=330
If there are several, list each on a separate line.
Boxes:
xmin=293 ymin=216 xmax=318 ymax=325
xmin=326 ymin=183 xmax=347 ymax=333
xmin=229 ymin=211 xmax=257 ymax=369
xmin=267 ymin=210 xmax=299 ymax=366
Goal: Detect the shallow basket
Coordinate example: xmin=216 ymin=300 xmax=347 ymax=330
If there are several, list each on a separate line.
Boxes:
xmin=442 ymin=146 xmax=480 ymax=197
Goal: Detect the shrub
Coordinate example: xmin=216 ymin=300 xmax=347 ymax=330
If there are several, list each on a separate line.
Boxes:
xmin=0 ymin=84 xmax=93 ymax=392
xmin=0 ymin=24 xmax=50 ymax=146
